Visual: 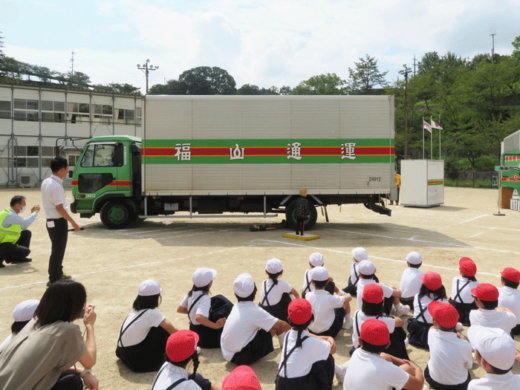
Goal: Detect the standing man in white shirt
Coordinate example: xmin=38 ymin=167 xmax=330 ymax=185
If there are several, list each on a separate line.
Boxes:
xmin=41 ymin=157 xmax=80 ymax=286
xmin=0 ymin=195 xmax=40 ymax=267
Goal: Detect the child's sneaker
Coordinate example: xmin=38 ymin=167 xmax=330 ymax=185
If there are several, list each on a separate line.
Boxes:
xmin=335 ymin=361 xmax=349 ymax=384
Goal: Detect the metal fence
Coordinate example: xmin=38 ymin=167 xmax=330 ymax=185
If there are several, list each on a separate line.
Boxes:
xmin=445 ymin=171 xmax=498 ymax=188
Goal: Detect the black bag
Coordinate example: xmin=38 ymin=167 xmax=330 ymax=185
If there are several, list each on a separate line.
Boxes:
xmin=208 ymin=295 xmax=233 ymax=323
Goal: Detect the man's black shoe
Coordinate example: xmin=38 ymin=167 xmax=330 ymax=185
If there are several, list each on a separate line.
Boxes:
xmin=12 ymin=258 xmax=32 ymax=263
xmin=0 ymin=262 xmax=5 ymax=268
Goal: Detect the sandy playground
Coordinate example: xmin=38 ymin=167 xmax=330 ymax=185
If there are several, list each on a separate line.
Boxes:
xmin=0 ymin=186 xmax=519 ymax=389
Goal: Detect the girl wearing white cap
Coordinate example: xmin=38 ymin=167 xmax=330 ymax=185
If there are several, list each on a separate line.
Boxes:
xmin=342 ymin=247 xmax=380 ymax=297
xmin=0 ymin=299 xmax=39 ymax=354
xmin=399 ymin=252 xmax=424 ymax=310
xmin=177 ymin=268 xmax=232 ymax=349
xmin=260 ymin=259 xmax=300 ymax=320
xmin=116 ymin=279 xmax=178 ymax=372
xmin=302 ymin=252 xmax=344 ymax=298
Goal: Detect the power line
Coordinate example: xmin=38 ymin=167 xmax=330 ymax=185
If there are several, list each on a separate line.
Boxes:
xmin=70 ymin=51 xmax=74 ymax=76
xmin=137 ymin=59 xmax=158 ymax=94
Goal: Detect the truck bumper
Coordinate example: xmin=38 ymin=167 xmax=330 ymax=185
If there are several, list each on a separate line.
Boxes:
xmin=70 ymin=201 xmax=77 ymax=214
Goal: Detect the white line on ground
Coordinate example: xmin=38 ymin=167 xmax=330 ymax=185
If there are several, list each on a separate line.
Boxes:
xmin=482 ymin=226 xmax=520 ymax=232
xmin=469 ymin=232 xmax=483 ymax=238
xmin=459 ymin=214 xmax=488 ymax=224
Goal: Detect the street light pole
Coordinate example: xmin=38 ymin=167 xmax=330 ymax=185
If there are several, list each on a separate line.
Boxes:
xmin=398 ymin=65 xmax=412 ymax=160
xmin=137 ymin=59 xmax=159 ymax=94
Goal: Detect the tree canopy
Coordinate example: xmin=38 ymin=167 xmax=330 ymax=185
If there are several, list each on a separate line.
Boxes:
xmin=290 ymin=73 xmax=346 ymax=95
xmin=179 ymin=66 xmax=236 ymax=95
xmin=346 ymin=54 xmax=388 ymax=94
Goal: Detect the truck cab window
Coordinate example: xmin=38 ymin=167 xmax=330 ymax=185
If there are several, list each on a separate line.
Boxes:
xmin=80 ymin=144 xmax=123 ymax=168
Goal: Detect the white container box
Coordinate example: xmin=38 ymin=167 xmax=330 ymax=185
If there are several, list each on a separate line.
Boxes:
xmin=400 ymin=160 xmax=444 ymax=207
xmin=511 ymin=199 xmax=518 ymax=210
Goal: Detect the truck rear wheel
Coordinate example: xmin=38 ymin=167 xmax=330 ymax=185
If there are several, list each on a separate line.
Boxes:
xmin=285 ymin=200 xmax=318 ymax=230
xmin=100 ymin=200 xmax=134 ymax=229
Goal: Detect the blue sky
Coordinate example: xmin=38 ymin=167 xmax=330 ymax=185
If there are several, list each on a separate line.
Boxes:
xmin=1 ymin=0 xmax=519 ymax=93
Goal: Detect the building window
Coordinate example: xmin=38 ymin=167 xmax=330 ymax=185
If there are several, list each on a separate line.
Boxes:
xmin=41 ymin=100 xmax=66 ymax=123
xmin=13 ymin=99 xmax=39 ymax=122
xmin=0 ymin=101 xmax=10 ymax=119
xmin=92 ymin=104 xmax=113 ymax=124
xmin=12 ymin=145 xmax=56 ymax=167
xmin=114 ymin=107 xmax=137 ymax=125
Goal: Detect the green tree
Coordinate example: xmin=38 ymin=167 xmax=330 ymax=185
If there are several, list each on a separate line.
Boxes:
xmin=149 ymin=79 xmax=187 ymax=95
xmin=178 ymin=66 xmax=236 ymax=95
xmin=418 ymin=52 xmax=441 ymax=74
xmin=33 ymin=66 xmax=56 ymax=82
xmin=279 ymin=85 xmax=292 ymax=95
xmin=291 ymin=73 xmax=346 ymax=95
xmin=346 ymin=55 xmax=388 ymax=94
xmin=67 ymin=71 xmax=91 ymax=87
xmin=0 ymin=32 xmax=4 ymax=59
xmin=237 ymin=84 xmax=261 ymax=95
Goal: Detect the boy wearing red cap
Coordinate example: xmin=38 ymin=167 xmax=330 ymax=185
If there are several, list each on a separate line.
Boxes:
xmin=343 ymin=319 xmax=425 ymax=390
xmin=497 ymin=267 xmax=520 ymax=336
xmin=276 ymin=299 xmax=348 ymax=389
xmin=222 ymin=366 xmax=262 ymax=390
xmin=151 ymin=330 xmax=217 ymax=390
xmin=424 ymin=301 xmax=473 ymax=390
xmin=469 ymin=283 xmax=517 ymax=335
xmin=449 ymin=258 xmax=480 ymax=326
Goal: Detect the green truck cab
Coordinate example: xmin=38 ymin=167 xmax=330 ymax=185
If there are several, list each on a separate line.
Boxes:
xmin=71 ymin=135 xmax=142 ymax=228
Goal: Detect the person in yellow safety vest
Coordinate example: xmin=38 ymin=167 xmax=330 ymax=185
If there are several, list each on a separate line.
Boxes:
xmin=0 ymin=195 xmax=40 ymax=268
xmin=390 ymin=170 xmax=401 ymax=205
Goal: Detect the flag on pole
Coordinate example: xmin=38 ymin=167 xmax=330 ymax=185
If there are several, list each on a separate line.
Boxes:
xmin=423 ymin=119 xmax=432 ymax=133
xmin=439 ymin=119 xmax=447 ymax=131
xmin=431 ymin=118 xmax=442 ymax=129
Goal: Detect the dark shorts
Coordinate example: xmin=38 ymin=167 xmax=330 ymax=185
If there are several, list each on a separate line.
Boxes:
xmin=116 ymin=326 xmax=169 ymax=372
xmin=276 ymin=354 xmax=335 ymax=390
xmin=231 ymin=329 xmax=274 ymax=366
xmin=310 ymin=307 xmax=345 ymax=339
xmin=400 ymin=297 xmax=414 ymax=311
xmin=260 ymin=293 xmax=292 ymax=322
xmin=448 ymin=299 xmax=476 ymax=327
xmin=425 ymin=364 xmax=471 ymax=390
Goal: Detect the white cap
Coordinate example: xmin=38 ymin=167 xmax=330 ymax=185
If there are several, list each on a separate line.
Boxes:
xmin=12 ymin=299 xmax=39 ymax=322
xmin=309 ymin=252 xmax=324 ymax=267
xmin=233 ymin=273 xmax=256 ymax=298
xmin=192 ymin=268 xmax=217 ymax=288
xmin=467 ymin=325 xmax=516 ymax=371
xmin=138 ymin=279 xmax=162 ymax=296
xmin=406 ymin=251 xmax=422 ymax=265
xmin=266 ymin=258 xmax=283 ymax=274
xmin=358 ymin=260 xmax=376 ymax=275
xmin=311 ymin=266 xmax=329 ymax=282
xmin=352 ymin=247 xmax=368 ymax=262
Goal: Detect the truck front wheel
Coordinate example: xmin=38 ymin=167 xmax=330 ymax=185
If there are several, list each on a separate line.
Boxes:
xmin=285 ymin=200 xmax=318 ymax=230
xmin=100 ymin=200 xmax=134 ymax=229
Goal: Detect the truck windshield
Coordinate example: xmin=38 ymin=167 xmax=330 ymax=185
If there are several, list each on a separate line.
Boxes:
xmin=80 ymin=144 xmax=122 ymax=167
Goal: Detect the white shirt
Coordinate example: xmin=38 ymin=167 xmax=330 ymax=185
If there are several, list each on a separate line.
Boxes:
xmin=468 ymin=372 xmax=520 ymax=390
xmin=400 ymin=268 xmax=424 ymax=299
xmin=118 ymin=309 xmax=165 ymax=347
xmin=350 ymin=262 xmax=360 ymax=286
xmin=450 ymin=277 xmax=480 ymax=304
xmin=0 ymin=334 xmax=15 ymax=354
xmin=302 ymin=269 xmax=315 ymax=296
xmin=469 ymin=309 xmax=517 ymax=334
xmin=41 ymin=175 xmax=68 ymax=219
xmin=260 ymin=279 xmax=293 ymax=307
xmin=306 ymin=290 xmax=345 ymax=334
xmin=356 ymin=279 xmax=394 ymax=311
xmin=351 ymin=310 xmax=396 ymax=348
xmin=179 ymin=291 xmax=211 ymax=325
xmin=412 ymin=294 xmax=449 ymax=324
xmin=277 ymin=329 xmax=331 ymax=378
xmin=1 ymin=208 xmax=37 ymax=231
xmin=151 ymin=362 xmax=202 ymax=390
xmin=498 ymin=286 xmax=520 ymax=325
xmin=427 ymin=328 xmax=472 ymax=386
xmin=343 ymin=349 xmax=409 ymax=390
xmin=220 ymin=301 xmax=278 ymax=362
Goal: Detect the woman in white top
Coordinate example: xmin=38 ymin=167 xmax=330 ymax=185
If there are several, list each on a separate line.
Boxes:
xmin=351 ymin=283 xmax=408 ymax=359
xmin=151 ymin=330 xmax=217 ymax=390
xmin=407 ymin=271 xmax=449 ymax=349
xmin=448 ymin=258 xmax=479 ymax=326
xmin=0 ymin=299 xmax=39 ymax=355
xmin=177 ymin=268 xmax=232 ymax=349
xmin=260 ymin=259 xmax=300 ymax=321
xmin=116 ymin=280 xmax=177 ymax=372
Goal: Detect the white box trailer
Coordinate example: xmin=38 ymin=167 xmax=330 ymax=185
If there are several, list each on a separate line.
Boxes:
xmin=400 ymin=160 xmax=444 ymax=207
xmin=71 ymin=95 xmax=397 ymax=229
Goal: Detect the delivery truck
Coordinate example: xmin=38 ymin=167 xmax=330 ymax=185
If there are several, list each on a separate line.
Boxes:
xmin=70 ymin=95 xmax=396 ymax=229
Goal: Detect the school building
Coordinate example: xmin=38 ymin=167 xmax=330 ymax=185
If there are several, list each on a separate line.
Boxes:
xmin=0 ymin=82 xmax=143 ymax=187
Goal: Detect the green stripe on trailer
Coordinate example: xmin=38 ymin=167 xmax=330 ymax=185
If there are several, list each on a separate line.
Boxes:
xmin=428 ymin=180 xmax=444 ymax=186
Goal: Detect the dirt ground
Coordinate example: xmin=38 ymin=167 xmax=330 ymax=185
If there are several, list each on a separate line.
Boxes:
xmin=0 ymin=186 xmax=519 ymax=389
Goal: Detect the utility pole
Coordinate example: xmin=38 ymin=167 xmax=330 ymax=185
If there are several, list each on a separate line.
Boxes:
xmin=137 ymin=59 xmax=159 ymax=94
xmin=70 ymin=51 xmax=74 ymax=76
xmin=413 ymin=55 xmax=417 ymax=77
xmin=399 ymin=65 xmax=412 ymax=160
xmin=490 ymin=27 xmax=497 ymax=63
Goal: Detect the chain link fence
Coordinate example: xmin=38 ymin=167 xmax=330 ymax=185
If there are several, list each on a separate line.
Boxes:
xmin=445 ymin=172 xmax=498 ymax=188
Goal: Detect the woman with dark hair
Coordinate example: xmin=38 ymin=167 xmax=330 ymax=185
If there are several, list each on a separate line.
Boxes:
xmin=275 ymin=299 xmax=348 ymax=389
xmin=116 ymin=279 xmax=178 ymax=372
xmin=0 ymin=299 xmax=39 ymax=354
xmin=150 ymin=330 xmax=217 ymax=390
xmin=407 ymin=271 xmax=450 ymax=349
xmin=177 ymin=268 xmax=232 ymax=349
xmin=351 ymin=283 xmax=408 ymax=359
xmin=448 ymin=257 xmax=479 ymax=326
xmin=0 ymin=280 xmax=98 ymax=390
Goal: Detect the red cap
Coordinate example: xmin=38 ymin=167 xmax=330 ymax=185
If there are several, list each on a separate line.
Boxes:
xmin=166 ymin=330 xmax=199 ymax=362
xmin=363 ymin=283 xmax=384 ymax=304
xmin=471 ymin=283 xmax=499 ymax=301
xmin=428 ymin=301 xmax=459 ymax=328
xmin=501 ymin=267 xmax=520 ymax=283
xmin=360 ymin=318 xmax=390 ymax=346
xmin=459 ymin=257 xmax=477 ymax=277
xmin=222 ymin=365 xmax=262 ymax=390
xmin=288 ymin=298 xmax=312 ymax=325
xmin=420 ymin=271 xmax=443 ymax=291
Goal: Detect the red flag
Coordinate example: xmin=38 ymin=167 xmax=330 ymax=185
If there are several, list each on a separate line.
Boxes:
xmin=423 ymin=120 xmax=432 ymax=133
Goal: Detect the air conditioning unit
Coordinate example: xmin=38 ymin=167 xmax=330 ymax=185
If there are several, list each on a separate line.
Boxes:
xmin=18 ymin=174 xmax=38 ymax=188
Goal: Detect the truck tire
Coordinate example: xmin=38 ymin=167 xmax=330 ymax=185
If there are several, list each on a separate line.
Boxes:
xmin=100 ymin=200 xmax=134 ymax=229
xmin=285 ymin=200 xmax=318 ymax=230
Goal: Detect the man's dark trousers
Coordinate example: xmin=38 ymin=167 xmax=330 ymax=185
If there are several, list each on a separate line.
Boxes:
xmin=0 ymin=230 xmax=31 ymax=263
xmin=46 ymin=218 xmax=68 ymax=283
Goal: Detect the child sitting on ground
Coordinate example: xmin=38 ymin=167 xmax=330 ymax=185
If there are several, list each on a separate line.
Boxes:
xmin=302 ymin=252 xmax=344 ymax=298
xmin=399 ymin=252 xmax=423 ymax=311
xmin=497 ymin=267 xmax=520 ymax=336
xmin=0 ymin=299 xmax=39 ymax=354
xmin=343 ymin=247 xmax=377 ymax=296
xmin=448 ymin=257 xmax=479 ymax=326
